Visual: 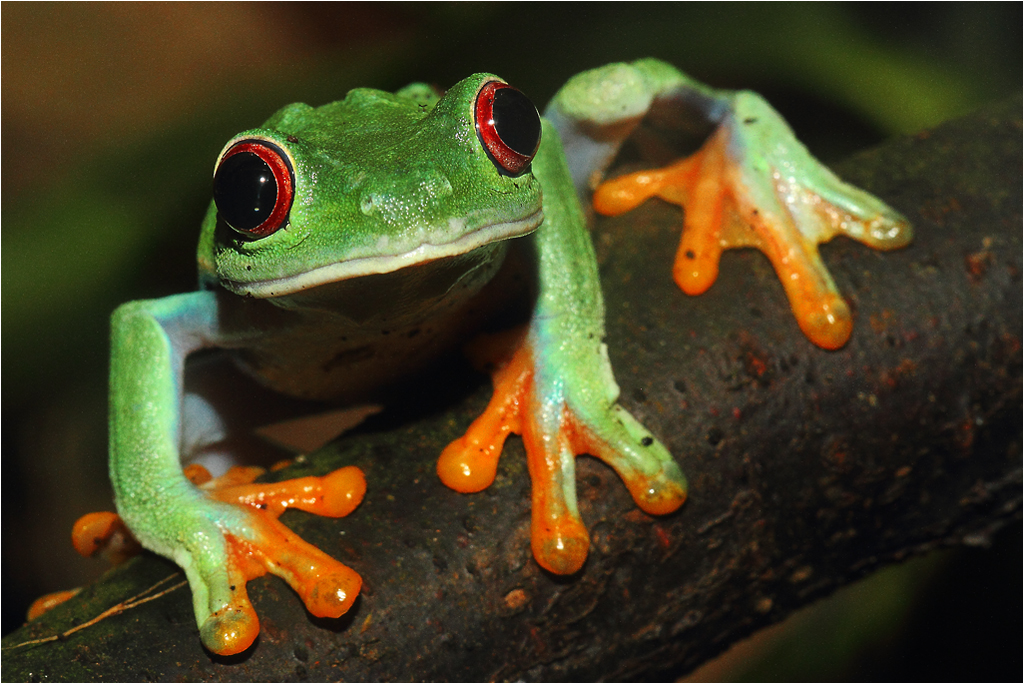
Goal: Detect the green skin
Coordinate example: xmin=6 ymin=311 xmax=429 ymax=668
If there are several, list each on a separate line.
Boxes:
xmin=108 ymin=59 xmax=907 ymax=652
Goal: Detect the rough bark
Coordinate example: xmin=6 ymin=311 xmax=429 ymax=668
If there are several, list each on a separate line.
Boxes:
xmin=3 ymin=96 xmax=1020 ymax=682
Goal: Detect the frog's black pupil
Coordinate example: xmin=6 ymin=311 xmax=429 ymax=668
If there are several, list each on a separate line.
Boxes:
xmin=214 ymin=151 xmax=278 ymax=232
xmin=492 ymin=88 xmax=541 ymax=157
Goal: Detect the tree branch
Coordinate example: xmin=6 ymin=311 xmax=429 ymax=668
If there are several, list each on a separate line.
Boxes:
xmin=3 ymin=96 xmax=1020 ymax=682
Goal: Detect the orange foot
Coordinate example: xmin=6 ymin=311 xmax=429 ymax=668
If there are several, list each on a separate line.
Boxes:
xmin=63 ymin=464 xmax=365 ymax=656
xmin=593 ymin=93 xmax=911 ymax=350
xmin=438 ymin=329 xmax=687 ymax=575
xmin=26 ymin=588 xmax=83 ymax=621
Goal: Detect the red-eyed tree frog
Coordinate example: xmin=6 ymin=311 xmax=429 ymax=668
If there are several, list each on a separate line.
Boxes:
xmin=64 ymin=59 xmax=910 ymax=656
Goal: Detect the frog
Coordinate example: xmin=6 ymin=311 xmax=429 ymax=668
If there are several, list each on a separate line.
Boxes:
xmin=60 ymin=59 xmax=910 ymax=656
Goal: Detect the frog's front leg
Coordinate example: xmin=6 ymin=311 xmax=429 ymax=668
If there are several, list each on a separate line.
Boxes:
xmin=439 ymin=121 xmax=687 ymax=574
xmin=107 ymin=291 xmax=364 ymax=655
xmin=546 ymin=59 xmax=912 ymax=349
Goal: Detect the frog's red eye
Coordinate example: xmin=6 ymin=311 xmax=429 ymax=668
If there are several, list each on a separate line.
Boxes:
xmin=213 ymin=140 xmax=294 ymax=237
xmin=475 ymin=80 xmax=541 ymax=176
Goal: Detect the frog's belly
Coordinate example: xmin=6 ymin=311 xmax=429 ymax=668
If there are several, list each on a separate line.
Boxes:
xmin=228 ymin=240 xmax=528 ymax=402
xmin=232 ymin=306 xmax=487 ymax=401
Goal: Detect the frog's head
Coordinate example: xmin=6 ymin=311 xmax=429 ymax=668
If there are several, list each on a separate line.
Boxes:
xmin=198 ymin=73 xmax=544 ymax=300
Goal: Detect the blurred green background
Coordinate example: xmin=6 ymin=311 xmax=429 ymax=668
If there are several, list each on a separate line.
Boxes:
xmin=3 ymin=3 xmax=1020 ymax=679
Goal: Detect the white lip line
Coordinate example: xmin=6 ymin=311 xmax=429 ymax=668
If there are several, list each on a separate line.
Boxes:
xmin=225 ymin=208 xmax=544 ymax=298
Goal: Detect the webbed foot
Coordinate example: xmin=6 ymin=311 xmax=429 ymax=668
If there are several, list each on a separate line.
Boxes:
xmin=438 ymin=329 xmax=687 ymax=574
xmin=593 ymin=92 xmax=911 ymax=349
xmin=75 ymin=464 xmax=365 ymax=655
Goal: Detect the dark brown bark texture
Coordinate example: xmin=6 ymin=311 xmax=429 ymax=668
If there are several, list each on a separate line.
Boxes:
xmin=3 ymin=97 xmax=1021 ymax=682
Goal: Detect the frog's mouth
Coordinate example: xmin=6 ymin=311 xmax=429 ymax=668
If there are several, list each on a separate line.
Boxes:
xmin=222 ymin=208 xmax=543 ymax=299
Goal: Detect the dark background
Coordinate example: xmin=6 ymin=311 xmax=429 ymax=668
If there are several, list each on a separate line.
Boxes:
xmin=3 ymin=3 xmax=1020 ymax=679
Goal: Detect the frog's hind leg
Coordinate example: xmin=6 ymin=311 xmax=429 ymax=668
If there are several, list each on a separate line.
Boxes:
xmin=593 ymin=91 xmax=911 ymax=349
xmin=546 ymin=59 xmax=910 ymax=350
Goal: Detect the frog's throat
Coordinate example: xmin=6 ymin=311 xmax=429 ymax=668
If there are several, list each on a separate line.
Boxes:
xmin=223 ymin=208 xmax=544 ymax=299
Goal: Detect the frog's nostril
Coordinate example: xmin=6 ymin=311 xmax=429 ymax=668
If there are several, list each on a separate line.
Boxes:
xmin=359 ymin=192 xmax=379 ymax=216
